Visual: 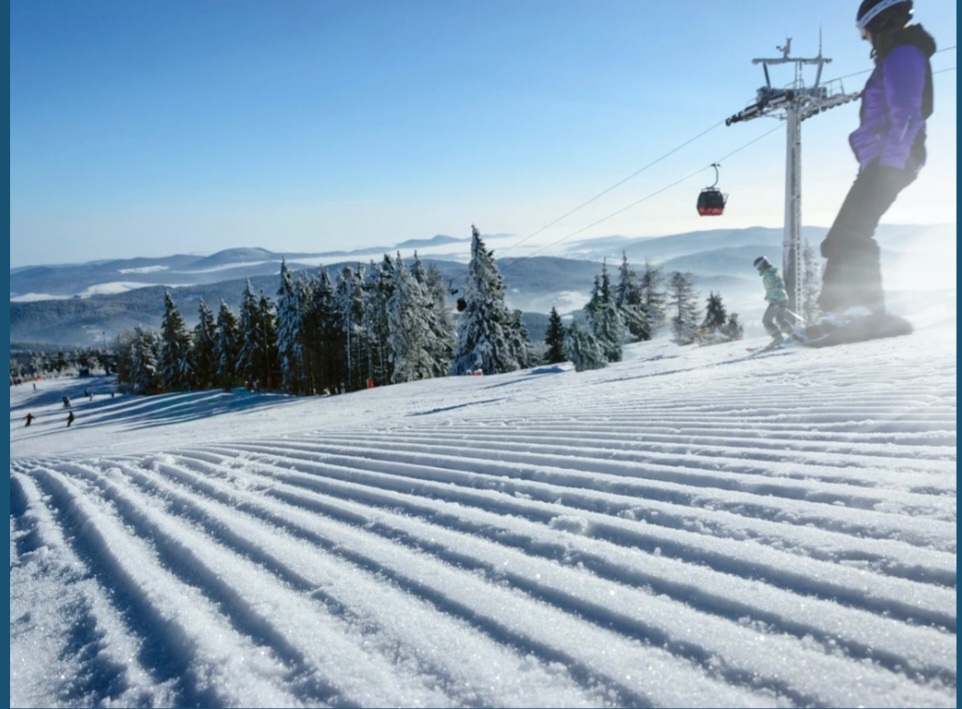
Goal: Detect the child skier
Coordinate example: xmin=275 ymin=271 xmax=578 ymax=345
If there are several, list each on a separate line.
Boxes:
xmin=754 ymin=257 xmax=795 ymax=346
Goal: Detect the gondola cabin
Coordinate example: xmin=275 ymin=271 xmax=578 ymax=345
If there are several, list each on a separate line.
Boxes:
xmin=696 ymin=187 xmax=727 ymax=216
xmin=696 ymin=163 xmax=727 ymax=216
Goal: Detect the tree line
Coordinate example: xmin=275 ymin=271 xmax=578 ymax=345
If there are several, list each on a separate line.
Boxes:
xmin=113 ymin=227 xmax=744 ymax=394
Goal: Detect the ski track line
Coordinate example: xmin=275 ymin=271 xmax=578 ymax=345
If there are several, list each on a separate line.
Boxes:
xmin=252 ymin=434 xmax=956 ymax=523
xmin=367 ymin=426 xmax=956 ymax=471
xmin=214 ymin=439 xmax=958 ymax=574
xmin=102 ymin=448 xmax=955 ymax=707
xmin=13 ymin=464 xmax=308 ymax=708
xmin=44 ymin=461 xmax=469 ymax=709
xmin=9 ymin=472 xmax=176 ymax=708
xmin=197 ymin=445 xmax=955 ymax=628
xmin=163 ymin=448 xmax=957 ymax=685
xmin=64 ymin=455 xmax=781 ymax=708
xmin=190 ymin=437 xmax=956 ymax=588
xmin=63 ymin=458 xmax=618 ymax=708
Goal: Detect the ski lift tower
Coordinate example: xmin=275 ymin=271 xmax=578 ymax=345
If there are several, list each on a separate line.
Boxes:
xmin=726 ymin=36 xmax=860 ymax=315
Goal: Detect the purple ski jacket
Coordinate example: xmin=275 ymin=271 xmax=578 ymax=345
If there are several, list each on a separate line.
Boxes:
xmin=849 ymin=24 xmax=936 ymax=173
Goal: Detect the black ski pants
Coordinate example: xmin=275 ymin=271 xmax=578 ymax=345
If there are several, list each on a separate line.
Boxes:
xmin=817 ymin=161 xmax=916 ymax=315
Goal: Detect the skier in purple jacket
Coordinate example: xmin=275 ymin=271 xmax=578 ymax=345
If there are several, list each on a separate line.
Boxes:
xmin=817 ymin=0 xmax=935 ymax=317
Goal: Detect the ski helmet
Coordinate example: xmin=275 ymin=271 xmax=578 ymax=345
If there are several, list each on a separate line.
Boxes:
xmin=856 ymin=0 xmax=913 ymax=32
xmin=753 ymin=256 xmax=771 ymax=271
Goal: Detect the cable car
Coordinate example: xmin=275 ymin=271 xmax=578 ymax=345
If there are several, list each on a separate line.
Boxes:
xmin=697 ymin=163 xmax=728 ymax=216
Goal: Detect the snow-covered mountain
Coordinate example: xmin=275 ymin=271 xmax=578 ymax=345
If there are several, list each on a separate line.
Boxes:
xmin=9 ymin=224 xmax=955 ymax=347
xmin=10 ymin=319 xmax=956 ymax=707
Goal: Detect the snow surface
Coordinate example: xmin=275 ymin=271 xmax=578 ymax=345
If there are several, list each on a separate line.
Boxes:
xmin=9 ymin=321 xmax=957 ymax=708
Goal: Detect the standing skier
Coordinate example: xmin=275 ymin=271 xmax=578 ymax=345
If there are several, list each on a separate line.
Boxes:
xmin=754 ymin=257 xmax=795 ymax=346
xmin=818 ymin=0 xmax=935 ymax=318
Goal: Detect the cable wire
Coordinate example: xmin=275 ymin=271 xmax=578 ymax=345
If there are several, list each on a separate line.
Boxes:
xmin=499 ymin=122 xmax=785 ymax=271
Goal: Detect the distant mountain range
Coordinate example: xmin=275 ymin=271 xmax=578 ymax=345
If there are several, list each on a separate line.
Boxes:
xmin=10 ymin=224 xmax=955 ymax=348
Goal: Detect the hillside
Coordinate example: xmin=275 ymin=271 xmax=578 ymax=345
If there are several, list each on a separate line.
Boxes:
xmin=9 ymin=224 xmax=956 ymax=348
xmin=10 ymin=319 xmax=956 ymax=708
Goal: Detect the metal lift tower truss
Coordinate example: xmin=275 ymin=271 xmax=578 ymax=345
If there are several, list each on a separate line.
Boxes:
xmin=726 ymin=37 xmax=860 ymax=315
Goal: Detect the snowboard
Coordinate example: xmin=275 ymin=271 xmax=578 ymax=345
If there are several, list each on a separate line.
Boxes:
xmin=799 ymin=313 xmax=913 ymax=348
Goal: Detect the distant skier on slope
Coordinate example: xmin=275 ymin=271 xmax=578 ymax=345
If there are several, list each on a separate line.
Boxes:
xmin=817 ymin=0 xmax=936 ymax=320
xmin=754 ymin=257 xmax=795 ymax=347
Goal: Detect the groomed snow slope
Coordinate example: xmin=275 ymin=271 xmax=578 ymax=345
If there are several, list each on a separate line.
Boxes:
xmin=9 ymin=321 xmax=956 ymax=708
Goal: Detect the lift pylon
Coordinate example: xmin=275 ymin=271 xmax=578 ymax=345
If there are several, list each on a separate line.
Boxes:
xmin=726 ymin=35 xmax=860 ymax=316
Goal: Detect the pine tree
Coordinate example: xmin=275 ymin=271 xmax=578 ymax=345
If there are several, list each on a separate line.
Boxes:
xmin=335 ymin=265 xmax=368 ymax=392
xmin=361 ymin=258 xmax=393 ymax=387
xmin=563 ymin=319 xmax=607 ymax=372
xmin=214 ymin=301 xmax=240 ymax=391
xmin=158 ymin=291 xmax=193 ymax=392
xmin=257 ymin=293 xmax=280 ymax=390
xmin=697 ymin=291 xmax=732 ymax=345
xmin=508 ymin=309 xmax=537 ymax=369
xmin=414 ymin=256 xmax=456 ymax=378
xmin=584 ymin=261 xmax=624 ymax=362
xmin=723 ymin=312 xmax=745 ymax=341
xmin=190 ymin=298 xmax=218 ymax=390
xmin=615 ymin=252 xmax=649 ymax=342
xmin=451 ymin=225 xmax=526 ymax=375
xmin=544 ymin=307 xmax=567 ymax=364
xmin=387 ymin=253 xmax=434 ymax=383
xmin=638 ymin=260 xmax=667 ymax=340
xmin=304 ymin=269 xmax=344 ymax=394
xmin=668 ymin=271 xmax=700 ymax=345
xmin=128 ymin=327 xmax=160 ymax=394
xmin=276 ymin=260 xmax=307 ymax=394
xmin=234 ymin=284 xmax=279 ymax=390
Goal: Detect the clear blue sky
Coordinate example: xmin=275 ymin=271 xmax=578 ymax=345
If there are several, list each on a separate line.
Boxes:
xmin=10 ymin=0 xmax=957 ymax=267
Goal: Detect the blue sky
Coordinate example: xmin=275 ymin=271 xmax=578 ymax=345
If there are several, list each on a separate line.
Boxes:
xmin=9 ymin=0 xmax=957 ymax=267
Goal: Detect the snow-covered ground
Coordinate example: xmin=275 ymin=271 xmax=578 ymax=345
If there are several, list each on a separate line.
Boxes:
xmin=9 ymin=320 xmax=956 ymax=707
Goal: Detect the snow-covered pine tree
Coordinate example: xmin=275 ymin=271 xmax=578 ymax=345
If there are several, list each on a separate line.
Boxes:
xmin=563 ymin=319 xmax=607 ymax=372
xmin=387 ymin=253 xmax=435 ymax=383
xmin=257 ymin=293 xmax=280 ymax=390
xmin=668 ymin=271 xmax=700 ymax=345
xmin=335 ymin=265 xmax=368 ymax=392
xmin=544 ymin=307 xmax=567 ymax=364
xmin=276 ymin=260 xmax=307 ymax=394
xmin=508 ymin=308 xmax=537 ymax=369
xmin=361 ymin=257 xmax=393 ymax=387
xmin=413 ymin=256 xmax=456 ymax=378
xmin=450 ymin=225 xmax=523 ymax=375
xmin=723 ymin=312 xmax=744 ymax=341
xmin=638 ymin=260 xmax=667 ymax=340
xmin=303 ymin=269 xmax=345 ymax=395
xmin=190 ymin=298 xmax=218 ymax=390
xmin=235 ymin=281 xmax=261 ymax=388
xmin=615 ymin=252 xmax=649 ymax=342
xmin=696 ymin=291 xmax=730 ymax=345
xmin=214 ymin=301 xmax=240 ymax=391
xmin=128 ymin=326 xmax=160 ymax=394
xmin=158 ymin=291 xmax=193 ymax=392
xmin=236 ymin=281 xmax=278 ymax=390
xmin=584 ymin=261 xmax=624 ymax=362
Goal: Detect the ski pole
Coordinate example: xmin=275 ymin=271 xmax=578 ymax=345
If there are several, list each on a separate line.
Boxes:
xmin=786 ymin=308 xmax=812 ymax=325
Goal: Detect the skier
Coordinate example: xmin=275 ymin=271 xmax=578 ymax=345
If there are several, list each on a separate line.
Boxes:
xmin=62 ymin=395 xmax=71 ymax=408
xmin=24 ymin=413 xmax=35 ymax=427
xmin=66 ymin=411 xmax=75 ymax=427
xmin=817 ymin=0 xmax=935 ymax=319
xmin=754 ymin=257 xmax=795 ymax=347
